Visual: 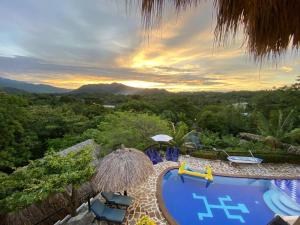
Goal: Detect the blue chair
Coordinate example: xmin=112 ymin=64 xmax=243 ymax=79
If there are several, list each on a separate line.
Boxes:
xmin=172 ymin=147 xmax=180 ymax=162
xmin=165 ymin=147 xmax=173 ymax=161
xmin=90 ymin=199 xmax=126 ymax=224
xmin=165 ymin=147 xmax=180 ymax=162
xmin=145 ymin=147 xmax=163 ymax=164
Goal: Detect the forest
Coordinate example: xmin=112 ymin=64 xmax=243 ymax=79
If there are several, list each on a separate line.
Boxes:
xmin=1 ymin=80 xmax=300 ymax=175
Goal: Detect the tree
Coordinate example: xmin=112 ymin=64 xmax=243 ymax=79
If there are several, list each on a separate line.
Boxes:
xmin=0 ymin=146 xmax=94 ymax=215
xmin=256 ymin=110 xmax=295 ymax=139
xmin=0 ymin=93 xmax=35 ymax=172
xmin=255 ymin=109 xmax=298 ymax=148
xmin=97 ymin=112 xmax=171 ymax=150
xmin=170 ymin=122 xmax=189 ymax=147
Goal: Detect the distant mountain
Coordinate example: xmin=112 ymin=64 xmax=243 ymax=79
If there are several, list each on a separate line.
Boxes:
xmin=72 ymin=83 xmax=168 ymax=95
xmin=0 ymin=77 xmax=70 ymax=93
xmin=0 ymin=86 xmax=28 ymax=94
xmin=0 ymin=77 xmax=168 ymax=95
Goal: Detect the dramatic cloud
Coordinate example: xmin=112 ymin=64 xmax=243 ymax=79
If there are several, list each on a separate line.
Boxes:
xmin=0 ymin=0 xmax=299 ymax=91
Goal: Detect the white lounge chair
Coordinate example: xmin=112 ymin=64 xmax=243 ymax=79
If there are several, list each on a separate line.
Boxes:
xmin=213 ymin=148 xmax=263 ymax=165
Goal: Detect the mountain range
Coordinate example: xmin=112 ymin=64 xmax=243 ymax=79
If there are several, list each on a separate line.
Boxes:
xmin=0 ymin=77 xmax=70 ymax=93
xmin=0 ymin=77 xmax=168 ymax=95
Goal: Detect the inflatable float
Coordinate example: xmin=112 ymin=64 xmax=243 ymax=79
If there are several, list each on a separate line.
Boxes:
xmin=178 ymin=162 xmax=213 ymax=181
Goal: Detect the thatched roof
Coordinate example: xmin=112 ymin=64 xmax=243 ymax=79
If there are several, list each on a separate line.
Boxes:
xmin=134 ymin=0 xmax=300 ymax=60
xmin=92 ymin=148 xmax=154 ymax=192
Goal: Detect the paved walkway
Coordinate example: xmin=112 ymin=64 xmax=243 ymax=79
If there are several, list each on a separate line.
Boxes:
xmin=90 ymin=156 xmax=300 ymax=225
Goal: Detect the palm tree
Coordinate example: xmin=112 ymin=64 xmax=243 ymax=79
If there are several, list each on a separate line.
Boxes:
xmin=171 ymin=122 xmax=189 ymax=147
xmin=256 ymin=109 xmax=296 ymax=149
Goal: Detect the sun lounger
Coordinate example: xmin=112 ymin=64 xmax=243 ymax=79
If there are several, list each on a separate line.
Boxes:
xmin=213 ymin=148 xmax=263 ymax=165
xmin=90 ymin=199 xmax=126 ymax=224
xmin=101 ymin=192 xmax=133 ymax=208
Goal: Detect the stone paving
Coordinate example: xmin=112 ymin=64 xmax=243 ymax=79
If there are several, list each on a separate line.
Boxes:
xmin=89 ymin=156 xmax=300 ymax=225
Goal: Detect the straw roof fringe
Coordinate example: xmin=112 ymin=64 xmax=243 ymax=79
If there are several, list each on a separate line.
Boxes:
xmin=92 ymin=148 xmax=154 ymax=192
xmin=135 ymin=0 xmax=300 ymax=60
xmin=1 ymin=183 xmax=95 ymax=225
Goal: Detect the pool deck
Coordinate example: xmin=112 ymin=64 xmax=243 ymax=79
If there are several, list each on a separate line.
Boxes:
xmin=93 ymin=156 xmax=300 ymax=225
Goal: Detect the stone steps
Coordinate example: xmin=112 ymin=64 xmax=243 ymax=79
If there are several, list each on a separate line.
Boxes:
xmin=263 ymin=189 xmax=300 ymax=216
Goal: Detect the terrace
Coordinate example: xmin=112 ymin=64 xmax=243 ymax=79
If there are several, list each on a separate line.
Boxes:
xmin=63 ymin=151 xmax=300 ymax=225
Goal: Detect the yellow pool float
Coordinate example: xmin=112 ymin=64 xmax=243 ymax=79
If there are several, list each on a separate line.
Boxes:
xmin=178 ymin=162 xmax=213 ymax=181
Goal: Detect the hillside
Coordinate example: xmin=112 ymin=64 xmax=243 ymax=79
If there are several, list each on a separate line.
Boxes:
xmin=0 ymin=77 xmax=70 ymax=93
xmin=71 ymin=82 xmax=168 ymax=95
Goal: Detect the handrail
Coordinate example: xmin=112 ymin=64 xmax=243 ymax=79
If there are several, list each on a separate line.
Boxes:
xmin=33 ymin=191 xmax=95 ymax=225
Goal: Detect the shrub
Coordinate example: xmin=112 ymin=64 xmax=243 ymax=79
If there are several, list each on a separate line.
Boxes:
xmin=287 ymin=128 xmax=300 ymax=145
xmin=200 ymin=131 xmax=222 ymax=148
xmin=220 ymin=135 xmax=240 ymax=148
xmin=0 ymin=146 xmax=95 ymax=213
xmin=137 ymin=216 xmax=156 ymax=225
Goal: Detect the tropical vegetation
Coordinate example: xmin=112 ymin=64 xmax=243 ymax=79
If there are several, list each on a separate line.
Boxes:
xmin=1 ymin=80 xmax=300 ymax=174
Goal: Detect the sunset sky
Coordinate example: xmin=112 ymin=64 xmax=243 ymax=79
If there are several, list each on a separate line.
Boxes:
xmin=0 ymin=0 xmax=299 ymax=92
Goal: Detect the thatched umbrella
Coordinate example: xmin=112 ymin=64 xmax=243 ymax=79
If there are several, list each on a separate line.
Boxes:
xmin=92 ymin=147 xmax=154 ymax=195
xmin=130 ymin=0 xmax=300 ymax=61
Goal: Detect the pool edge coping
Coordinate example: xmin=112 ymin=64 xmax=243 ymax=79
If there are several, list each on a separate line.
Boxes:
xmin=156 ymin=165 xmax=300 ymax=225
xmin=156 ymin=166 xmax=179 ymax=225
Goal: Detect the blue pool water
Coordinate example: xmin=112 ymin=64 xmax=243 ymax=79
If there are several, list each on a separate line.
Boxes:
xmin=162 ymin=169 xmax=300 ymax=225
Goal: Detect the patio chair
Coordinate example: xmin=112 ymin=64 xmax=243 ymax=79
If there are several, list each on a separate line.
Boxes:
xmin=165 ymin=147 xmax=180 ymax=162
xmin=165 ymin=147 xmax=173 ymax=161
xmin=145 ymin=147 xmax=163 ymax=164
xmin=90 ymin=199 xmax=126 ymax=224
xmin=101 ymin=192 xmax=134 ymax=208
xmin=172 ymin=147 xmax=180 ymax=161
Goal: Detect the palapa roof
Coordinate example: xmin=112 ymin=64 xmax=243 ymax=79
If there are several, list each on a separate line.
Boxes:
xmin=132 ymin=0 xmax=300 ymax=61
xmin=92 ymin=147 xmax=154 ymax=192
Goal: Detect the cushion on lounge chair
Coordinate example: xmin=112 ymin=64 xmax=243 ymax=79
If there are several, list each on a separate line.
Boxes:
xmin=101 ymin=191 xmax=114 ymax=200
xmin=102 ymin=207 xmax=126 ymax=223
xmin=91 ymin=199 xmax=105 ymax=219
xmin=101 ymin=192 xmax=133 ymax=207
xmin=91 ymin=199 xmax=126 ymax=224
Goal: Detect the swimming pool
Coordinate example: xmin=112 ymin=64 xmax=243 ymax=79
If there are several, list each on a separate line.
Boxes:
xmin=160 ymin=169 xmax=300 ymax=225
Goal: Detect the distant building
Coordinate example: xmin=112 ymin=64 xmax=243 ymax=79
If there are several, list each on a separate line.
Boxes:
xmin=232 ymin=102 xmax=248 ymax=110
xmin=103 ymin=104 xmax=115 ymax=109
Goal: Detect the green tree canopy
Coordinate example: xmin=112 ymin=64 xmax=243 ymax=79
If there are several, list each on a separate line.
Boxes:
xmin=0 ymin=146 xmax=94 ymax=213
xmin=96 ymin=111 xmax=171 ymax=150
